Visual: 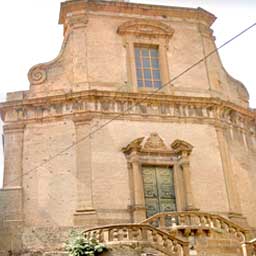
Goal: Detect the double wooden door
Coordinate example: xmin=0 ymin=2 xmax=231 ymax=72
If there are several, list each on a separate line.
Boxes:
xmin=142 ymin=166 xmax=176 ymax=218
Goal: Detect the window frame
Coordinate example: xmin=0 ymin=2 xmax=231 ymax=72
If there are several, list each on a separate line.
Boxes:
xmin=127 ymin=37 xmax=170 ymax=92
xmin=134 ymin=45 xmax=162 ymax=90
xmin=117 ymin=20 xmax=174 ymax=93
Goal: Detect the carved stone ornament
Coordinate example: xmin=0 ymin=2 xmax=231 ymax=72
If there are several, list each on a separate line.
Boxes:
xmin=122 ymin=133 xmax=170 ymax=154
xmin=117 ymin=20 xmax=174 ymax=39
xmin=28 ymin=65 xmax=47 ymax=85
xmin=171 ymin=139 xmax=193 ymax=155
xmin=66 ymin=14 xmax=88 ymax=28
xmin=143 ymin=133 xmax=168 ymax=151
xmin=122 ymin=137 xmax=144 ymax=154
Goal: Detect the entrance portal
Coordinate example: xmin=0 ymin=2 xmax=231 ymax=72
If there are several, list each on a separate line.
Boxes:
xmin=142 ymin=166 xmax=176 ymax=218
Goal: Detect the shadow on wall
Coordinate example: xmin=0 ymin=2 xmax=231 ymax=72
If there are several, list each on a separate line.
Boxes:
xmin=0 ymin=89 xmax=5 ymax=188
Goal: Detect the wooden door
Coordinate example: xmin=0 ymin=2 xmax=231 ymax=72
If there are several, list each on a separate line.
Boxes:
xmin=142 ymin=166 xmax=176 ymax=218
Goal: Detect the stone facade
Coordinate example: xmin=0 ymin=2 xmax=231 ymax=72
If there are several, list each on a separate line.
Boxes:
xmin=0 ymin=1 xmax=256 ymax=255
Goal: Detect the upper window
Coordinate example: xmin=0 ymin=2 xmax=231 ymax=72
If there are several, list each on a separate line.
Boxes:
xmin=135 ymin=46 xmax=161 ymax=89
xmin=117 ymin=20 xmax=174 ymax=92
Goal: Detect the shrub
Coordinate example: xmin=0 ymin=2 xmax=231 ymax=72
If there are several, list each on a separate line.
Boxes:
xmin=65 ymin=231 xmax=107 ymax=256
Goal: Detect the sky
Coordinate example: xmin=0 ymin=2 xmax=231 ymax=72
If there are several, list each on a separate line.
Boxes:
xmin=0 ymin=0 xmax=255 ymax=187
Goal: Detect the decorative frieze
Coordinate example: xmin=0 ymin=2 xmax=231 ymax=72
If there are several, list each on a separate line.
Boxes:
xmin=1 ymin=91 xmax=255 ymax=136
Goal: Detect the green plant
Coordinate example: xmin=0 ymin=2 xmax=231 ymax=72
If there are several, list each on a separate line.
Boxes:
xmin=65 ymin=231 xmax=107 ymax=256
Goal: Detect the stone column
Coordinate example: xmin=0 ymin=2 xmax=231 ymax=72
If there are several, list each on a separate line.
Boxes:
xmin=215 ymin=126 xmax=242 ymax=214
xmin=3 ymin=124 xmax=24 ymax=188
xmin=73 ymin=118 xmax=96 ymax=225
xmin=130 ymin=153 xmax=146 ymax=222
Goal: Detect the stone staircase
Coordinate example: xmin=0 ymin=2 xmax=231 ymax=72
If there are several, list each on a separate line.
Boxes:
xmin=81 ymin=212 xmax=253 ymax=256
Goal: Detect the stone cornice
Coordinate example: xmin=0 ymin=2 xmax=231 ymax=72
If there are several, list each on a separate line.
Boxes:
xmin=59 ymin=1 xmax=216 ymax=27
xmin=0 ymin=90 xmax=255 ymax=134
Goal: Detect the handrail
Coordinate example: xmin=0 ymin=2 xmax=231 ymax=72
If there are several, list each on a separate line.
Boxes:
xmin=141 ymin=211 xmax=247 ymax=241
xmin=84 ymin=224 xmax=189 ymax=256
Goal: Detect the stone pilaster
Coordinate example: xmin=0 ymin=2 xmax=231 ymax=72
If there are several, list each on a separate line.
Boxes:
xmin=180 ymin=156 xmax=196 ymax=211
xmin=73 ymin=117 xmax=96 ymax=225
xmin=3 ymin=124 xmax=24 ymax=188
xmin=65 ymin=10 xmax=89 ymax=86
xmin=130 ymin=155 xmax=146 ymax=222
xmin=215 ymin=126 xmax=242 ymax=215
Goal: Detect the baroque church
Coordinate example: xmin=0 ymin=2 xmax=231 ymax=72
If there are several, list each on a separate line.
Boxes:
xmin=0 ymin=0 xmax=256 ymax=255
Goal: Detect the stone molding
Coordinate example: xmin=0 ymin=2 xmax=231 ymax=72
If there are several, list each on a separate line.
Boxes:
xmin=1 ymin=91 xmax=255 ymax=136
xmin=117 ymin=20 xmax=174 ymax=39
xmin=59 ymin=1 xmax=216 ymax=27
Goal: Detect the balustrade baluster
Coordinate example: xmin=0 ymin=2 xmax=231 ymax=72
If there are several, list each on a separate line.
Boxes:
xmin=179 ymin=214 xmax=185 ymax=226
xmin=187 ymin=214 xmax=193 ymax=226
xmin=101 ymin=229 xmax=108 ymax=243
xmin=171 ymin=216 xmax=177 ymax=228
xmin=109 ymin=228 xmax=113 ymax=241
xmin=92 ymin=231 xmax=97 ymax=240
xmin=159 ymin=215 xmax=165 ymax=228
xmin=131 ymin=227 xmax=139 ymax=240
xmin=113 ymin=228 xmax=119 ymax=241
xmin=162 ymin=236 xmax=168 ymax=247
xmin=215 ymin=219 xmax=222 ymax=229
xmin=141 ymin=226 xmax=147 ymax=241
xmin=152 ymin=231 xmax=158 ymax=242
xmin=122 ymin=227 xmax=128 ymax=240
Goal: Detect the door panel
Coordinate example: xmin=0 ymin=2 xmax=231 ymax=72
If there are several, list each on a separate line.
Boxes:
xmin=143 ymin=167 xmax=157 ymax=198
xmin=142 ymin=166 xmax=176 ymax=218
xmin=144 ymin=198 xmax=159 ymax=217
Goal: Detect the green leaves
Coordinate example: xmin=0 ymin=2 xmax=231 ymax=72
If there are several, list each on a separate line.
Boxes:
xmin=65 ymin=231 xmax=107 ymax=256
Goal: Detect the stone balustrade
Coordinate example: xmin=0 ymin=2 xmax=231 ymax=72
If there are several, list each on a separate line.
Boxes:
xmin=141 ymin=211 xmax=247 ymax=241
xmin=84 ymin=224 xmax=189 ymax=256
xmin=244 ymin=238 xmax=256 ymax=256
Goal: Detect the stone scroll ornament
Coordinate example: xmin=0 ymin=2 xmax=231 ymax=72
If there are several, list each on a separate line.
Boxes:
xmin=28 ymin=65 xmax=47 ymax=85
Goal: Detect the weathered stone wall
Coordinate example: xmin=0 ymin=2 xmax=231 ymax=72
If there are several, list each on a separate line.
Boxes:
xmin=0 ymin=0 xmax=255 ymax=255
xmin=90 ymin=119 xmax=229 ymax=214
xmin=22 ymin=120 xmax=77 ymax=227
xmin=24 ymin=1 xmax=249 ymax=108
xmin=17 ymin=118 xmax=230 ymax=229
xmin=224 ymin=127 xmax=256 ymax=227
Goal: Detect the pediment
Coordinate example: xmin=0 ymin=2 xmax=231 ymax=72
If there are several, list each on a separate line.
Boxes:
xmin=117 ymin=20 xmax=174 ymax=38
xmin=122 ymin=137 xmax=144 ymax=154
xmin=123 ymin=135 xmax=193 ymax=155
xmin=171 ymin=139 xmax=193 ymax=154
xmin=143 ymin=133 xmax=168 ymax=151
xmin=122 ymin=133 xmax=170 ymax=154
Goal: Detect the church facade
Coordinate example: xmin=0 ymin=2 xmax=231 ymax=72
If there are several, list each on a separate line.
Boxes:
xmin=0 ymin=0 xmax=255 ymax=255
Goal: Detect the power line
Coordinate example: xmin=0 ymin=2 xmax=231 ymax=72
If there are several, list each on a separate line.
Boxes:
xmin=2 ymin=21 xmax=256 ymax=191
